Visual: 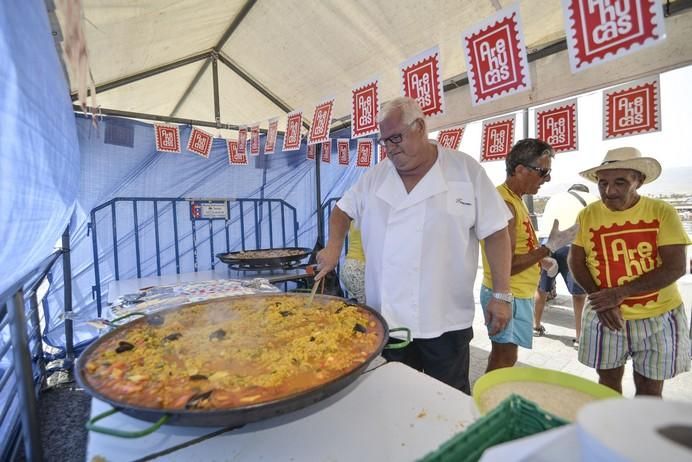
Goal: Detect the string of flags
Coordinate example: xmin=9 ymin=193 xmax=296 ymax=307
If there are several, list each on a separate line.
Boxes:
xmin=152 ymin=0 xmax=666 ymax=166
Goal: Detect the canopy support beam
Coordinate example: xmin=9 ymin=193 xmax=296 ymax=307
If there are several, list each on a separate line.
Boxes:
xmin=170 ymin=0 xmax=258 ymax=120
xmin=72 ymin=105 xmax=286 ymax=136
xmin=217 ymin=53 xmax=311 ymax=131
xmin=216 ymin=52 xmax=294 ymax=115
xmin=74 ymin=105 xmax=238 ymax=131
xmin=69 ymin=51 xmax=210 ymax=101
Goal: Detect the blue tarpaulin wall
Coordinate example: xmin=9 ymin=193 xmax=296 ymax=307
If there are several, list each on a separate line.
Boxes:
xmin=41 ymin=115 xmax=372 ymax=350
xmin=0 ymin=0 xmax=80 ymax=299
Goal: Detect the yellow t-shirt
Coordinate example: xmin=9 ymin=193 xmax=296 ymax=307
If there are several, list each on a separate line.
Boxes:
xmin=346 ymin=224 xmax=364 ymax=262
xmin=482 ymin=183 xmax=540 ymax=298
xmin=574 ymin=197 xmax=692 ymax=320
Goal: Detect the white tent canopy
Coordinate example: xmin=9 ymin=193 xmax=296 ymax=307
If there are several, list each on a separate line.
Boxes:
xmin=56 ymin=0 xmax=692 ymax=135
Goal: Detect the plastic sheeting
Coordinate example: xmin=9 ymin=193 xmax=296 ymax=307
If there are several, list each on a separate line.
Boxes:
xmin=0 ymin=0 xmax=80 ymax=297
xmin=42 ymin=115 xmax=370 ymax=349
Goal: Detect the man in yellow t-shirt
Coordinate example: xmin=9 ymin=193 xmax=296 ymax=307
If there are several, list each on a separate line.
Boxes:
xmin=569 ymin=147 xmax=691 ymax=396
xmin=480 ymin=139 xmax=578 ymax=372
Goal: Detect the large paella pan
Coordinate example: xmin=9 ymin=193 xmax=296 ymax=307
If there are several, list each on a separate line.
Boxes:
xmin=216 ymin=247 xmax=313 ymax=268
xmin=76 ymin=293 xmax=404 ymax=431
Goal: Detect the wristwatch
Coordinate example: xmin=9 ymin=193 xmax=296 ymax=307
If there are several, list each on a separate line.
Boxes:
xmin=492 ymin=292 xmax=514 ymax=304
xmin=541 ymin=244 xmax=553 ymax=256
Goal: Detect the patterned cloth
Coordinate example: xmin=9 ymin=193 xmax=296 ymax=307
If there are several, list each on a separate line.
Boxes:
xmin=341 ymin=258 xmax=365 ymax=304
xmin=578 ymin=304 xmax=691 ymax=379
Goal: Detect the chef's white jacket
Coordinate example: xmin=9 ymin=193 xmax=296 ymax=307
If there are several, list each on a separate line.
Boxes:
xmin=337 ymin=145 xmax=511 ymax=338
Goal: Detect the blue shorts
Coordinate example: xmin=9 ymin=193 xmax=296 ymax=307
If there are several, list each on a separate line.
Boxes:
xmin=480 ymin=285 xmax=533 ymax=349
xmin=538 ymin=244 xmax=585 ymax=295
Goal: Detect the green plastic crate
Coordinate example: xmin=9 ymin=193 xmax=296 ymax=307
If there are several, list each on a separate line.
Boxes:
xmin=419 ymin=394 xmax=568 ymax=462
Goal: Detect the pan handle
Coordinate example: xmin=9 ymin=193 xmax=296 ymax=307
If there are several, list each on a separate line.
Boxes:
xmin=384 ymin=327 xmax=411 ymax=350
xmin=86 ymin=408 xmax=170 ymax=438
xmin=110 ymin=311 xmax=147 ymax=326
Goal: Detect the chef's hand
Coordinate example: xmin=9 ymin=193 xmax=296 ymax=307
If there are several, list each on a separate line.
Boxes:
xmin=315 ymin=246 xmax=340 ymax=281
xmin=485 ymin=298 xmax=511 ymax=336
xmin=545 ymin=220 xmax=579 ymax=252
xmin=596 ymin=307 xmax=624 ymax=331
xmin=588 ymin=286 xmax=626 ymax=313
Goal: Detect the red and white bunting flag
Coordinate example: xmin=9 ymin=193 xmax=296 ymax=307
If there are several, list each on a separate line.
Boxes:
xmin=351 ymin=78 xmax=379 ymax=138
xmin=462 ymin=4 xmax=531 ymax=106
xmin=480 ymin=115 xmax=516 ymax=162
xmin=237 ymin=126 xmax=248 ymax=156
xmin=227 ymin=139 xmax=248 ymax=165
xmin=308 ymin=99 xmax=335 ymax=145
xmin=562 ymin=0 xmax=666 ymax=73
xmin=282 ymin=111 xmax=303 ymax=151
xmin=186 ymin=127 xmax=213 ymax=158
xmin=356 ymin=139 xmax=373 ymax=167
xmin=400 ymin=46 xmax=445 ymax=117
xmin=436 ymin=127 xmax=465 ymax=150
xmin=603 ymin=75 xmax=660 ymax=140
xmin=379 ymin=144 xmax=387 ymax=162
xmin=154 ymin=123 xmax=181 ymax=153
xmin=307 ymin=143 xmax=316 ymax=160
xmin=264 ymin=117 xmax=279 ymax=154
xmin=321 ymin=139 xmax=331 ymax=163
xmin=337 ymin=139 xmax=350 ymax=166
xmin=536 ymin=99 xmax=578 ymax=152
xmin=249 ymin=124 xmax=260 ymax=156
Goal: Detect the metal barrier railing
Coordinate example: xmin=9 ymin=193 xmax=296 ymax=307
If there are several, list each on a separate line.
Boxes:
xmin=0 ymin=227 xmax=74 ymax=462
xmin=89 ymin=197 xmax=299 ymax=316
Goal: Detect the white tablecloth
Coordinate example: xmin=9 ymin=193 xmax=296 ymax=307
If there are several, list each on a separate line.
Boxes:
xmin=86 ymin=362 xmax=476 ymax=461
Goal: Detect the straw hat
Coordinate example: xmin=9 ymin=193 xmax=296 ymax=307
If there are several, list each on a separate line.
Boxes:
xmin=579 ymin=147 xmax=661 ymax=184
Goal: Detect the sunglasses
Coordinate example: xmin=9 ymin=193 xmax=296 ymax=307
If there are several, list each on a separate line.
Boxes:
xmin=524 ymin=164 xmax=551 ymax=178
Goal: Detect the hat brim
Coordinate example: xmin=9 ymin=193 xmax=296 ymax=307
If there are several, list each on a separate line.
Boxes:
xmin=579 ymin=158 xmax=662 ymax=185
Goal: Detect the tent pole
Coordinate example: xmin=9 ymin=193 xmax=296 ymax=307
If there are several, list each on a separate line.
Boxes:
xmin=8 ymin=291 xmax=43 ymax=462
xmin=61 ymin=225 xmax=74 ymax=366
xmin=522 ymin=108 xmax=537 ymax=228
xmin=212 ymin=52 xmax=221 ymax=126
xmin=315 ymin=143 xmax=324 ymax=247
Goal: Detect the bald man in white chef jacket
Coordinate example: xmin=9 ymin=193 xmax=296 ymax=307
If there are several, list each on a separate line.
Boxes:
xmin=316 ymin=96 xmax=512 ymax=394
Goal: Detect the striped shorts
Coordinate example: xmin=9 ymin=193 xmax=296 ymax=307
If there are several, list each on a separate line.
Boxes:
xmin=578 ymin=304 xmax=691 ymax=380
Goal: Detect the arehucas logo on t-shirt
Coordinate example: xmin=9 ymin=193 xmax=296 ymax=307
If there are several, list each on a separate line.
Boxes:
xmin=590 ymin=220 xmax=660 ymax=308
xmin=523 ymin=218 xmax=537 ymax=251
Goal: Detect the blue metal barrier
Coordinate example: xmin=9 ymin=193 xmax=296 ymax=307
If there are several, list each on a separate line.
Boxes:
xmin=89 ymin=197 xmax=299 ymax=316
xmin=0 ymin=236 xmax=71 ymax=462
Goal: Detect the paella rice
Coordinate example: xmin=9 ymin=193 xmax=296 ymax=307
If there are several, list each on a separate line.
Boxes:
xmin=82 ymin=295 xmax=383 ymax=410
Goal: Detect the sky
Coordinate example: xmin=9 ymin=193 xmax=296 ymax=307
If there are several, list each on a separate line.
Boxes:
xmin=431 ymin=64 xmax=692 ymax=197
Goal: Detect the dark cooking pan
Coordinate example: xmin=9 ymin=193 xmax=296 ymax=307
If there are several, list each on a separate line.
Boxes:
xmin=216 ymin=247 xmax=313 ymax=267
xmin=75 ymin=293 xmax=409 ymax=437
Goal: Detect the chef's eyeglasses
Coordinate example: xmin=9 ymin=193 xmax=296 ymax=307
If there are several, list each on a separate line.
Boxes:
xmin=376 ymin=120 xmax=418 ymax=147
xmin=524 ymin=164 xmax=551 ymax=177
